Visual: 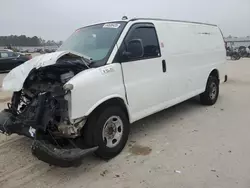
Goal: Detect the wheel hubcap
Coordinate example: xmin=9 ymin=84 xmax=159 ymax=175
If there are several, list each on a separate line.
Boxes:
xmin=102 ymin=116 xmax=123 ymax=148
xmin=209 ymin=82 xmax=217 ymax=100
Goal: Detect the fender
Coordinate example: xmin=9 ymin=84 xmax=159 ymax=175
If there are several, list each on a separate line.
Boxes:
xmin=67 ymin=63 xmax=130 ymax=121
xmin=84 ymin=94 xmax=131 ymax=121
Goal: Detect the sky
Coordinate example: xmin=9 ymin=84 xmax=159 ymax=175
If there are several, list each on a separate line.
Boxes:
xmin=0 ymin=0 xmax=250 ymax=41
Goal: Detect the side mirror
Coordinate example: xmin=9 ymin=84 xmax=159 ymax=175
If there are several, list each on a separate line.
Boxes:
xmin=123 ymin=39 xmax=144 ymax=59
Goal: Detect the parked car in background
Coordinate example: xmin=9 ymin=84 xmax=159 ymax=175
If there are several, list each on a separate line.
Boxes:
xmin=0 ymin=50 xmax=31 ymax=72
xmin=238 ymin=46 xmax=250 ymax=58
xmin=226 ymin=48 xmax=241 ymax=60
xmin=20 ymin=49 xmax=29 ymax=53
xmin=1 ymin=49 xmax=14 ymax=52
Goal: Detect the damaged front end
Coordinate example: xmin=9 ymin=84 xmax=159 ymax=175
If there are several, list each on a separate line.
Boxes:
xmin=0 ymin=52 xmax=98 ymax=167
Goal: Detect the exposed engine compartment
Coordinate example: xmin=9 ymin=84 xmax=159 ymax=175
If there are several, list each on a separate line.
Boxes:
xmin=8 ymin=56 xmax=86 ymax=137
xmin=0 ymin=54 xmax=98 ymax=167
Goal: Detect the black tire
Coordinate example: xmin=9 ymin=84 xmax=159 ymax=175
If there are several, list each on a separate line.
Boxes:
xmin=83 ymin=106 xmax=130 ymax=160
xmin=200 ymin=76 xmax=219 ymax=105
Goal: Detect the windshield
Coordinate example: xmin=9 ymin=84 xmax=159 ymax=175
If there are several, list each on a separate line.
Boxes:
xmin=58 ymin=22 xmax=126 ymax=63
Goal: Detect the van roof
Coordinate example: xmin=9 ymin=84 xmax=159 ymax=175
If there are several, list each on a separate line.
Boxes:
xmin=77 ymin=18 xmax=217 ymax=31
xmin=128 ymin=18 xmax=217 ymax=27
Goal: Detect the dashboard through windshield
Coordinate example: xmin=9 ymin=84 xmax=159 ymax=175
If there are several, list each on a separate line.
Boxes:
xmin=58 ymin=22 xmax=126 ymax=66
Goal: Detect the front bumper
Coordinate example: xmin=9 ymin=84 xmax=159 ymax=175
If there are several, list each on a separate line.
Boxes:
xmin=0 ymin=110 xmax=98 ymax=167
xmin=31 ymin=140 xmax=98 ymax=167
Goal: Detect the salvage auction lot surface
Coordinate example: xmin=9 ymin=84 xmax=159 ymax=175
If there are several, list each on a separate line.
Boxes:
xmin=0 ymin=59 xmax=250 ymax=188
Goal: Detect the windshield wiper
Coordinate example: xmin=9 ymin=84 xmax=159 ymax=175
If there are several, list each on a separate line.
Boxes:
xmin=80 ymin=57 xmax=90 ymax=68
xmin=67 ymin=50 xmax=93 ymax=68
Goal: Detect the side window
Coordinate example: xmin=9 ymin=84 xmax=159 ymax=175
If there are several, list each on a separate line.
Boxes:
xmin=7 ymin=52 xmax=16 ymax=57
xmin=0 ymin=52 xmax=8 ymax=58
xmin=125 ymin=26 xmax=161 ymax=59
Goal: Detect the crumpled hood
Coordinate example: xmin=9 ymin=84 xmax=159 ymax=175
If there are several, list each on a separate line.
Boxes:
xmin=2 ymin=51 xmax=84 ymax=92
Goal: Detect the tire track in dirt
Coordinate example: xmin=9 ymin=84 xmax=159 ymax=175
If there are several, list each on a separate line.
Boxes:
xmin=0 ymin=135 xmax=22 ymax=146
xmin=0 ymin=97 xmax=11 ymax=103
xmin=0 ymin=161 xmax=52 ymax=188
xmin=0 ymin=137 xmax=39 ymax=178
xmin=10 ymin=157 xmax=105 ymax=188
xmin=0 ymin=135 xmax=105 ymax=188
xmin=0 ymin=136 xmax=54 ymax=188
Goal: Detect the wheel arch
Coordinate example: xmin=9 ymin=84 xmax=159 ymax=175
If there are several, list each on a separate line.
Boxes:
xmin=209 ymin=69 xmax=220 ymax=82
xmin=86 ymin=96 xmax=131 ymax=123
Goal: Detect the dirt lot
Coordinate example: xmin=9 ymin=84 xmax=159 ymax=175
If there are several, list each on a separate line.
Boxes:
xmin=0 ymin=58 xmax=250 ymax=188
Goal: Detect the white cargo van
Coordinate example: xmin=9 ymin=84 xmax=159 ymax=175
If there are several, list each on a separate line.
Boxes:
xmin=0 ymin=18 xmax=227 ymax=167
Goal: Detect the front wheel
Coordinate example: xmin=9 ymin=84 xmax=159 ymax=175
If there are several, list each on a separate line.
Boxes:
xmin=83 ymin=106 xmax=130 ymax=160
xmin=200 ymin=76 xmax=219 ymax=105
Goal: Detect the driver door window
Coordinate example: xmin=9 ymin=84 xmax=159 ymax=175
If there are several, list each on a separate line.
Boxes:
xmin=124 ymin=26 xmax=161 ymax=61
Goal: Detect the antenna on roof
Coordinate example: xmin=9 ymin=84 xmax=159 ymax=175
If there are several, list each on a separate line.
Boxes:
xmin=122 ymin=16 xmax=128 ymax=20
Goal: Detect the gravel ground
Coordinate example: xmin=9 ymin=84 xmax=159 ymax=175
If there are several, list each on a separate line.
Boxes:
xmin=0 ymin=58 xmax=250 ymax=188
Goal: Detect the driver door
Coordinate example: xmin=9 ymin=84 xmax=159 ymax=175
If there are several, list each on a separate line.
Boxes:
xmin=119 ymin=23 xmax=167 ymax=121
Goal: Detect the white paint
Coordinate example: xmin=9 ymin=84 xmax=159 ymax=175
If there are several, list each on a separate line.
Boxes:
xmin=103 ymin=23 xmax=121 ymax=28
xmin=2 ymin=19 xmax=227 ymax=125
xmin=29 ymin=126 xmax=36 ymax=137
xmin=100 ymin=19 xmax=226 ymax=123
xmin=68 ymin=19 xmax=226 ymax=123
xmin=175 ymin=170 xmax=182 ymax=174
xmin=67 ymin=63 xmax=128 ymax=120
xmin=2 ymin=50 xmax=85 ymax=91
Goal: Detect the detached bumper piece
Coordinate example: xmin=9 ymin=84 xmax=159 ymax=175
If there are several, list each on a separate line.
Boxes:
xmin=0 ymin=110 xmax=32 ymax=138
xmin=31 ymin=140 xmax=98 ymax=167
xmin=0 ymin=110 xmax=98 ymax=168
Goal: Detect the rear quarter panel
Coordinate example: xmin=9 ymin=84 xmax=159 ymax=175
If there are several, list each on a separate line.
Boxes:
xmin=154 ymin=20 xmax=226 ymax=96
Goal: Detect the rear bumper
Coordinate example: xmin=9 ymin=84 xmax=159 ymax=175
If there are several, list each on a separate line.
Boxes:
xmin=0 ymin=110 xmax=98 ymax=167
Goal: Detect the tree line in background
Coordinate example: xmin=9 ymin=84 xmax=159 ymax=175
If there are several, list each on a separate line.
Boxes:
xmin=0 ymin=35 xmax=63 ymax=47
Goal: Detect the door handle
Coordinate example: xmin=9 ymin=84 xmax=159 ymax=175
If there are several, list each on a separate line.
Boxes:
xmin=162 ymin=60 xmax=166 ymax=73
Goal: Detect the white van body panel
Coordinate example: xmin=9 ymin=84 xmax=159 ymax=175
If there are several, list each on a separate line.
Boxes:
xmin=107 ymin=19 xmax=226 ymax=122
xmin=69 ymin=19 xmax=226 ymax=123
xmin=2 ymin=19 xmax=226 ymax=125
xmin=153 ymin=20 xmax=226 ymax=98
xmin=67 ymin=63 xmax=128 ymax=120
xmin=111 ymin=21 xmax=169 ymax=122
xmin=120 ymin=57 xmax=168 ymax=122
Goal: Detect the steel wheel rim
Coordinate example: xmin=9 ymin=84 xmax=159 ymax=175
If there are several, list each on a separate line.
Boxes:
xmin=102 ymin=116 xmax=124 ymax=148
xmin=209 ymin=82 xmax=217 ymax=100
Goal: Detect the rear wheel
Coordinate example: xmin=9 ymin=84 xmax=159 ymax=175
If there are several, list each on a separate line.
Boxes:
xmin=83 ymin=106 xmax=129 ymax=160
xmin=200 ymin=76 xmax=219 ymax=105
